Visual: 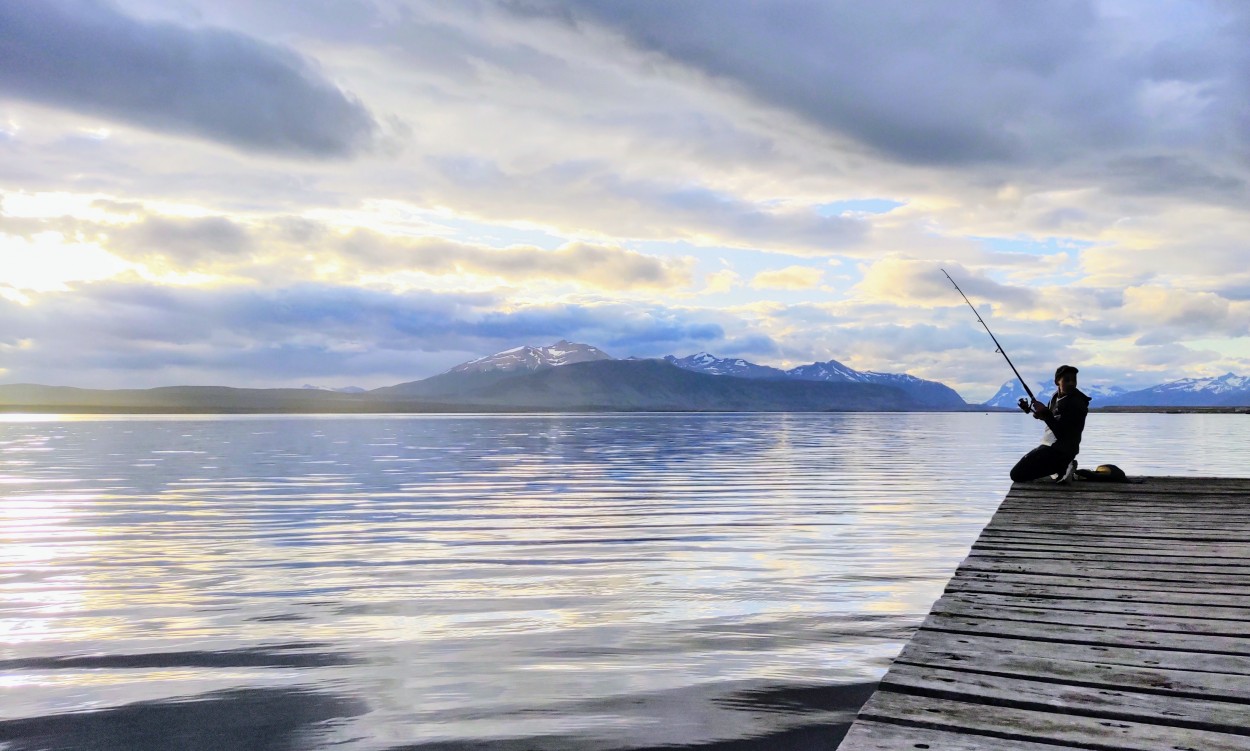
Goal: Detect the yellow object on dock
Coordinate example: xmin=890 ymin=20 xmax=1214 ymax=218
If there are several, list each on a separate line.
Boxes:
xmin=837 ymin=476 xmax=1250 ymax=750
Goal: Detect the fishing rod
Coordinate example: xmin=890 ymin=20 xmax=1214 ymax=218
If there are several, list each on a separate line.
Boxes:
xmin=941 ymin=269 xmax=1035 ymax=412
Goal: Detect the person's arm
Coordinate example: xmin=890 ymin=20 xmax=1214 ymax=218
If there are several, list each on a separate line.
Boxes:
xmin=1035 ymin=398 xmax=1087 ymax=442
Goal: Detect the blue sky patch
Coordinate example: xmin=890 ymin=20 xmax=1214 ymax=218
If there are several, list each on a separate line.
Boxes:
xmin=974 ymin=235 xmax=1093 ymax=256
xmin=816 ymin=199 xmax=905 ymax=216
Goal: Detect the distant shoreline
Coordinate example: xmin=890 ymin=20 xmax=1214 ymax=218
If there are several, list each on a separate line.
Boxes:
xmin=0 ymin=405 xmax=969 ymax=415
xmin=2 ymin=405 xmax=1247 ymax=415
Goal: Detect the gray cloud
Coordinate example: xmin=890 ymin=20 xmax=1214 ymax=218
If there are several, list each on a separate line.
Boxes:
xmin=116 ymin=216 xmax=255 ymax=265
xmin=0 ymin=0 xmax=378 ymax=157
xmin=1099 ymin=155 xmax=1247 ymax=203
xmin=79 ymin=213 xmax=694 ymax=289
xmin=426 ymin=156 xmax=867 ymax=253
xmin=337 ymin=232 xmax=694 ymax=289
xmin=518 ymin=0 xmax=1250 ymax=172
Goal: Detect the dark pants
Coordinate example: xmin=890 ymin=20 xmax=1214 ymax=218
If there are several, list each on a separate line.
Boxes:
xmin=1011 ymin=445 xmax=1075 ymax=483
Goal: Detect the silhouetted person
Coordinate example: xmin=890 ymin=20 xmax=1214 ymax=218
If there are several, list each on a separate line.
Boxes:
xmin=1010 ymin=365 xmax=1090 ymax=483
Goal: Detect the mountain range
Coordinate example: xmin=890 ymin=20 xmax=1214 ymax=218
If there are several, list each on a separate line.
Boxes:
xmin=2 ymin=340 xmax=1248 ymax=412
xmin=367 ymin=341 xmax=954 ymax=411
xmin=662 ymin=352 xmax=966 ymax=408
xmin=0 ymin=341 xmax=957 ymax=413
xmin=1102 ymin=373 xmax=1250 ymax=407
xmin=982 ymin=373 xmax=1250 ymax=409
xmin=981 ymin=380 xmax=1128 ymax=409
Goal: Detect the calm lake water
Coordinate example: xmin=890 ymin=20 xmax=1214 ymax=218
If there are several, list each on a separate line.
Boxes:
xmin=2 ymin=412 xmax=1249 ymax=750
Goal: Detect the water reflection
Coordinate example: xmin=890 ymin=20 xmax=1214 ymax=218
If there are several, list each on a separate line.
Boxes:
xmin=0 ymin=687 xmax=365 ymax=751
xmin=1 ymin=413 xmax=1247 ymax=749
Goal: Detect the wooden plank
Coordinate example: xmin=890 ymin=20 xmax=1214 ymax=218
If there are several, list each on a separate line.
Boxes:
xmin=945 ymin=573 xmax=1250 ymax=606
xmin=1018 ymin=475 xmax=1250 ymax=484
xmin=1007 ymin=480 xmax=1250 ymax=492
xmin=966 ymin=549 xmax=1250 ymax=572
xmin=992 ymin=509 xmax=1250 ymax=522
xmin=999 ymin=497 xmax=1250 ymax=508
xmin=973 ymin=541 xmax=1250 ymax=557
xmin=994 ymin=509 xmax=1250 ymax=521
xmin=1001 ymin=498 xmax=1250 ymax=506
xmin=988 ymin=520 xmax=1250 ymax=532
xmin=903 ymin=629 xmax=1250 ymax=677
xmin=958 ymin=558 xmax=1250 ymax=584
xmin=988 ymin=519 xmax=1250 ymax=533
xmin=1004 ymin=485 xmax=1250 ymax=496
xmin=896 ymin=638 xmax=1250 ymax=702
xmin=942 ymin=589 xmax=1250 ymax=622
xmin=879 ymin=663 xmax=1250 ymax=734
xmin=975 ymin=542 xmax=1250 ymax=559
xmin=855 ymin=690 xmax=1250 ymax=751
xmin=972 ymin=540 xmax=1250 ymax=559
xmin=929 ymin=594 xmax=1250 ymax=637
xmin=1005 ymin=486 xmax=1250 ymax=496
xmin=953 ymin=568 xmax=1250 ymax=594
xmin=979 ymin=527 xmax=1250 ymax=542
xmin=997 ymin=494 xmax=1250 ymax=505
xmin=837 ymin=720 xmax=1085 ymax=750
xmin=997 ymin=508 xmax=1250 ymax=516
xmin=1005 ymin=487 xmax=1250 ymax=496
xmin=981 ymin=528 xmax=1250 ymax=542
xmin=1000 ymin=498 xmax=1250 ymax=508
xmin=999 ymin=495 xmax=1250 ymax=505
xmin=922 ymin=612 xmax=1250 ymax=656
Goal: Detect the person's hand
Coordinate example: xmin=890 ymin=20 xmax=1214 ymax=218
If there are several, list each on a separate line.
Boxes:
xmin=1030 ymin=400 xmax=1052 ymax=420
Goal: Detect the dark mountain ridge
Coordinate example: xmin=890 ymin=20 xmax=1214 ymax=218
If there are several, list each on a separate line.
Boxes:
xmin=390 ymin=359 xmax=924 ymax=411
xmin=667 ymin=352 xmax=966 ymax=408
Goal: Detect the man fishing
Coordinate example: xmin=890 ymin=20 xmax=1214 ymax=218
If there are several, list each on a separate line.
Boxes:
xmin=941 ymin=270 xmax=1090 ymax=484
xmin=1010 ymin=365 xmax=1090 ymax=484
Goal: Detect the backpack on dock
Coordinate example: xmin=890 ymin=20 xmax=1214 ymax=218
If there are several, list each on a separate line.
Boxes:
xmin=1074 ymin=464 xmax=1129 ymax=482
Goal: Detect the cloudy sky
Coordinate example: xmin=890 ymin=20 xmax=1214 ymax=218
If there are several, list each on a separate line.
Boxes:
xmin=3 ymin=0 xmax=1249 ymax=400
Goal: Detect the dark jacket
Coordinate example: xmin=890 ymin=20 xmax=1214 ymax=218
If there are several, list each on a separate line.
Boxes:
xmin=1040 ymin=388 xmax=1090 ymax=457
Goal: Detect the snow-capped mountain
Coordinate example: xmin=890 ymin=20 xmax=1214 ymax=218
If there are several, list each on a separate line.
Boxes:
xmin=665 ymin=354 xmax=967 ymax=408
xmin=449 ymin=340 xmax=613 ymax=374
xmin=785 ymin=360 xmax=965 ymax=407
xmin=663 ymin=353 xmax=787 ymax=379
xmin=1101 ymin=373 xmax=1250 ymax=407
xmin=981 ymin=379 xmax=1035 ymax=409
xmin=981 ymin=379 xmax=1126 ymax=409
xmin=786 ymin=358 xmax=865 ymax=382
xmin=1083 ymin=384 xmax=1129 ymax=401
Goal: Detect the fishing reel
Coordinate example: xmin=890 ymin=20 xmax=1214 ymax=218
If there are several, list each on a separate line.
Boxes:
xmin=1017 ymin=397 xmax=1032 ymax=413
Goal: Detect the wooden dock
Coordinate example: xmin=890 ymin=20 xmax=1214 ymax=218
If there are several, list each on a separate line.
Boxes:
xmin=837 ymin=476 xmax=1250 ymax=750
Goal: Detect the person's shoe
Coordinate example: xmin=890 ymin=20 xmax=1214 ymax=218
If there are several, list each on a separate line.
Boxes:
xmin=1056 ymin=459 xmax=1078 ymax=484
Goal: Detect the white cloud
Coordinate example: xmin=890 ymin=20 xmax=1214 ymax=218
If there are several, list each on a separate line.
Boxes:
xmin=749 ymin=265 xmax=824 ymax=290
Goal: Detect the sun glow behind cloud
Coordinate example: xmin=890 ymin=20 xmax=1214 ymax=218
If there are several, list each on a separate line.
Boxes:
xmin=0 ymin=232 xmax=133 ymax=293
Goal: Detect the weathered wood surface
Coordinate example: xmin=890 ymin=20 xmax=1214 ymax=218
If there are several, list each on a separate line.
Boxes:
xmin=837 ymin=476 xmax=1250 ymax=750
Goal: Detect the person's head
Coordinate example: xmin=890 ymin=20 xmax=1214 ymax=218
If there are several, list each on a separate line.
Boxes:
xmin=1054 ymin=365 xmax=1078 ymax=395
